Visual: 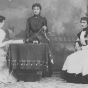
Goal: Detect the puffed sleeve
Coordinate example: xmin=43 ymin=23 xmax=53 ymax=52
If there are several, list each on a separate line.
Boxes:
xmin=43 ymin=17 xmax=48 ymax=33
xmin=25 ymin=18 xmax=31 ymax=39
xmin=86 ymin=30 xmax=88 ymax=36
xmin=0 ymin=29 xmax=6 ymax=43
xmin=43 ymin=17 xmax=47 ymax=26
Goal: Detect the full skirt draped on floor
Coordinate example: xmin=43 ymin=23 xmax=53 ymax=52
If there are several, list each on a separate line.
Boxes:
xmin=62 ymin=46 xmax=88 ymax=83
xmin=0 ymin=48 xmax=17 ymax=83
xmin=62 ymin=49 xmax=88 ymax=76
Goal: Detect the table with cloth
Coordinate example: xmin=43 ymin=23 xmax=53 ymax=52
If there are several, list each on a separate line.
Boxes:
xmin=7 ymin=43 xmax=52 ymax=81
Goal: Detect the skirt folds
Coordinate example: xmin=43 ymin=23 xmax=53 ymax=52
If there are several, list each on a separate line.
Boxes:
xmin=62 ymin=50 xmax=88 ymax=84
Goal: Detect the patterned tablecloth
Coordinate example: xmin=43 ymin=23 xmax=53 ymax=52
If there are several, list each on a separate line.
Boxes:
xmin=7 ymin=43 xmax=49 ymax=71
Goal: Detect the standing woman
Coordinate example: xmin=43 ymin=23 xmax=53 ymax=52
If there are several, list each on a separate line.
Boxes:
xmin=25 ymin=3 xmax=49 ymax=43
xmin=62 ymin=17 xmax=88 ymax=84
xmin=25 ymin=3 xmax=52 ymax=77
xmin=0 ymin=16 xmax=17 ymax=83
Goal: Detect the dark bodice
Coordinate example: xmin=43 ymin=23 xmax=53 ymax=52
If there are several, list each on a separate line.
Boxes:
xmin=77 ymin=27 xmax=88 ymax=39
xmin=76 ymin=27 xmax=88 ymax=46
xmin=26 ymin=15 xmax=47 ymax=35
xmin=25 ymin=15 xmax=49 ymax=43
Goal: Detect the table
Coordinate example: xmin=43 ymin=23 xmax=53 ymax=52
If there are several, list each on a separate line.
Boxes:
xmin=7 ymin=43 xmax=49 ymax=71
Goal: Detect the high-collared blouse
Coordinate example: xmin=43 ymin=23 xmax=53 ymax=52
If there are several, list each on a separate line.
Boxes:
xmin=77 ymin=27 xmax=88 ymax=46
xmin=26 ymin=15 xmax=48 ymax=39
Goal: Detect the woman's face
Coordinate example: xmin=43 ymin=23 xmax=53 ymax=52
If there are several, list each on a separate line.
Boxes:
xmin=81 ymin=20 xmax=88 ymax=29
xmin=33 ymin=6 xmax=41 ymax=15
xmin=0 ymin=21 xmax=4 ymax=28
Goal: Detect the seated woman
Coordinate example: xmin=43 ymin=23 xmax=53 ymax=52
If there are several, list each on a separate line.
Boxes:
xmin=62 ymin=17 xmax=88 ymax=84
xmin=0 ymin=15 xmax=17 ymax=83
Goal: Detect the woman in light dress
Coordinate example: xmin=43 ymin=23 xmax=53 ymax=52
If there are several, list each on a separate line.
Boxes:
xmin=0 ymin=16 xmax=17 ymax=83
xmin=62 ymin=17 xmax=88 ymax=84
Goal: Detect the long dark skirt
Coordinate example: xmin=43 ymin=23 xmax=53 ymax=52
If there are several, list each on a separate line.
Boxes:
xmin=63 ymin=71 xmax=88 ymax=84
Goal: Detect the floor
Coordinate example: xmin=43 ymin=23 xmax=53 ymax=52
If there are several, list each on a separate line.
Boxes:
xmin=0 ymin=72 xmax=88 ymax=88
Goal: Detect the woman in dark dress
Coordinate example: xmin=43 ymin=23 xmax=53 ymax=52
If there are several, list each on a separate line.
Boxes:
xmin=25 ymin=3 xmax=52 ymax=77
xmin=62 ymin=17 xmax=88 ymax=84
xmin=25 ymin=3 xmax=49 ymax=43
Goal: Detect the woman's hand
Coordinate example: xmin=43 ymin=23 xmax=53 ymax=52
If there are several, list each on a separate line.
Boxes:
xmin=42 ymin=26 xmax=47 ymax=31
